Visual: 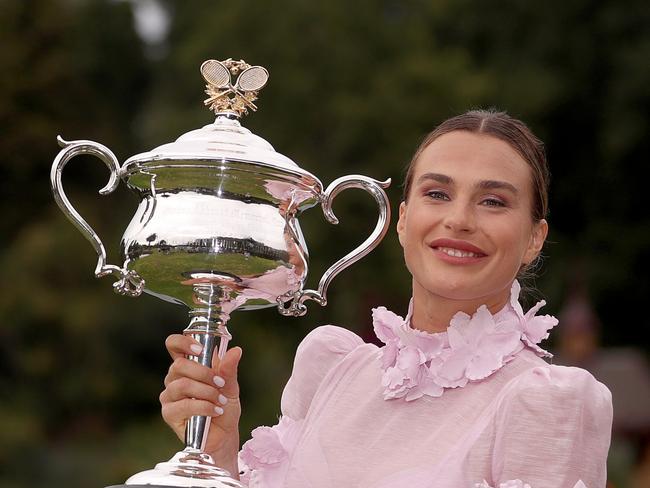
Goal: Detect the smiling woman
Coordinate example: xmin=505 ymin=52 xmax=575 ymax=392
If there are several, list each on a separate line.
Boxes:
xmin=159 ymin=110 xmax=613 ymax=488
xmin=397 ymin=126 xmax=548 ymax=332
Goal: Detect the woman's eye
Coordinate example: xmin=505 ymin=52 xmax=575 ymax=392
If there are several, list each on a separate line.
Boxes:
xmin=481 ymin=197 xmax=506 ymax=207
xmin=425 ymin=190 xmax=449 ymax=201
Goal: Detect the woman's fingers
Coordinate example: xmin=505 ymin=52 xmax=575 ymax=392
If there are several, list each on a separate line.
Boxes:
xmin=165 ymin=333 xmax=203 ymax=361
xmin=212 ymin=346 xmax=242 ymax=399
xmin=162 ymin=338 xmax=242 ymax=402
xmin=161 ymin=397 xmax=225 ymax=428
xmin=163 ymin=376 xmax=228 ymax=406
xmin=164 ymin=356 xmax=221 ymax=388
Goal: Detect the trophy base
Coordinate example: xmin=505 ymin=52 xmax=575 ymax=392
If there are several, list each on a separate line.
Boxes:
xmin=115 ymin=447 xmax=243 ymax=488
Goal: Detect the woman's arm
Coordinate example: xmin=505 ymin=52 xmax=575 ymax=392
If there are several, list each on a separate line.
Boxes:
xmin=239 ymin=325 xmax=364 ymax=486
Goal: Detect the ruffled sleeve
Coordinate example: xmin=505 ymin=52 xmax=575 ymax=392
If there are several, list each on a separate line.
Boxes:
xmin=238 ymin=325 xmax=364 ymax=487
xmin=489 ymin=365 xmax=612 ymax=488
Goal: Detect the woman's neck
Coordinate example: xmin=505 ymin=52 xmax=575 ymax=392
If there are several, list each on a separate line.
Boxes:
xmin=409 ymin=280 xmax=511 ymax=333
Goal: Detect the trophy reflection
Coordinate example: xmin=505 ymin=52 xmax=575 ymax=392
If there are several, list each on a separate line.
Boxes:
xmin=51 ymin=58 xmax=390 ymax=487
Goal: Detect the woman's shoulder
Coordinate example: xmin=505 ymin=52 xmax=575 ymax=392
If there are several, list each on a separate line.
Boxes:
xmin=295 ymin=325 xmax=366 ymax=360
xmin=280 ymin=325 xmax=366 ymax=419
xmin=499 ymin=361 xmax=613 ymax=420
xmin=490 ymin=363 xmax=613 ymax=486
xmin=508 ymin=362 xmax=611 ymax=398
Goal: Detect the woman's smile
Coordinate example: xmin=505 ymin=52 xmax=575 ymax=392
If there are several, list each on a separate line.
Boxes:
xmin=428 ymin=238 xmax=488 ymax=263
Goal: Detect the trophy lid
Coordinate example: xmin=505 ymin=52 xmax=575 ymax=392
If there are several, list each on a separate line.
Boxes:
xmin=122 ymin=58 xmax=321 ymax=187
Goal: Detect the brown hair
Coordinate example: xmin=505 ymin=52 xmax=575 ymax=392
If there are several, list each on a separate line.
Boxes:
xmin=402 ymin=109 xmax=550 ymax=222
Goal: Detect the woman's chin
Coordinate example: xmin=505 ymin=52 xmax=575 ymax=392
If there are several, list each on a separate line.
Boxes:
xmin=415 ymin=277 xmax=512 ymax=307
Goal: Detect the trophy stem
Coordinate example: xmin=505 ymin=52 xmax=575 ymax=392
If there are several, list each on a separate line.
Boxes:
xmin=119 ymin=309 xmax=242 ymax=487
xmin=183 ymin=310 xmax=231 ymax=451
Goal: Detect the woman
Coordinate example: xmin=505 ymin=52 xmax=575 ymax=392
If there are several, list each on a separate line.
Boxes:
xmin=160 ymin=110 xmax=613 ymax=488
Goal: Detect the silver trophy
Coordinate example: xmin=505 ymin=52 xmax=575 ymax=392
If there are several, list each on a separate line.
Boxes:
xmin=51 ymin=58 xmax=391 ymax=487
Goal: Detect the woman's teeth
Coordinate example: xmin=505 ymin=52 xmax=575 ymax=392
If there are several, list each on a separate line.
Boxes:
xmin=437 ymin=247 xmax=480 ymax=258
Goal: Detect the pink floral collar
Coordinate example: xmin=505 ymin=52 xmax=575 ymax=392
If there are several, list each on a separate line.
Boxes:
xmin=373 ymin=281 xmax=558 ymax=401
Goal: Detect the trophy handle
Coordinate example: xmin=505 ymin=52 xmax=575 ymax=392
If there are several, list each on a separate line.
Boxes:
xmin=50 ymin=136 xmax=144 ymax=297
xmin=279 ymin=175 xmax=391 ymax=316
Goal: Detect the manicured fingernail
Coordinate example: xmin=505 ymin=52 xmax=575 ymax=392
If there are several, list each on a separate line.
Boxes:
xmin=214 ymin=406 xmax=224 ymax=415
xmin=218 ymin=394 xmax=228 ymax=406
xmin=213 ymin=376 xmax=225 ymax=387
xmin=190 ymin=344 xmax=202 ymax=354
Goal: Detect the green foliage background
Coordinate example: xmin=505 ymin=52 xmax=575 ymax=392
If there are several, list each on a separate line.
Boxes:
xmin=1 ymin=0 xmax=648 ymax=486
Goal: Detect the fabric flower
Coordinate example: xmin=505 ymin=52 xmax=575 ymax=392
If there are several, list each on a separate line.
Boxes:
xmin=373 ymin=304 xmax=446 ymax=400
xmin=509 ymin=281 xmax=558 ymax=357
xmin=374 ymin=281 xmax=559 ymax=401
xmin=409 ymin=361 xmax=444 ymax=400
xmin=373 ymin=306 xmax=402 ymax=369
xmin=239 ymin=416 xmax=302 ymax=487
xmin=240 ymin=426 xmax=285 ymax=465
xmin=439 ymin=306 xmax=522 ymax=385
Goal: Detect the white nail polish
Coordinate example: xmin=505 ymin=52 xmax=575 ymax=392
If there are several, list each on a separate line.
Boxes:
xmin=190 ymin=344 xmax=202 ymax=354
xmin=213 ymin=376 xmax=225 ymax=387
xmin=218 ymin=394 xmax=228 ymax=406
xmin=214 ymin=406 xmax=224 ymax=415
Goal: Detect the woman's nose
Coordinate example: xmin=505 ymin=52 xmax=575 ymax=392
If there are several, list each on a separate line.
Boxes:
xmin=443 ymin=202 xmax=476 ymax=233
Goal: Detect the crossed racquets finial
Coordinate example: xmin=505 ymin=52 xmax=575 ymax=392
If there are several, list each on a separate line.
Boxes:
xmin=201 ymin=59 xmax=269 ymax=117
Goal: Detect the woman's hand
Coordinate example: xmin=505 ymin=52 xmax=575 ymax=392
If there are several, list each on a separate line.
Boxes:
xmin=160 ymin=334 xmax=243 ymax=475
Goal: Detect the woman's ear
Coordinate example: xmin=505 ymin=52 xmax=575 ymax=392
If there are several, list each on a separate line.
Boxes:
xmin=396 ymin=201 xmax=407 ymax=247
xmin=523 ymin=218 xmax=548 ymax=264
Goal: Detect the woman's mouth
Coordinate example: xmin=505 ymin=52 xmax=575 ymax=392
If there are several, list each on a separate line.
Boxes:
xmin=435 ymin=246 xmax=482 ymax=258
xmin=429 ymin=239 xmax=487 ymax=263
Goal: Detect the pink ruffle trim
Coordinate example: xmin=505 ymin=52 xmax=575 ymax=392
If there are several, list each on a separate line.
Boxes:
xmin=374 ymin=280 xmax=558 ymax=401
xmin=238 ymin=416 xmax=302 ymax=487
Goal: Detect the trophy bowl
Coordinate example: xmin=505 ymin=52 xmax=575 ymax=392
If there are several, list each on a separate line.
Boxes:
xmin=51 ymin=58 xmax=391 ymax=487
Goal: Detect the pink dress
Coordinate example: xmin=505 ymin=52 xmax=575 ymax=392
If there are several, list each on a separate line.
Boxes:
xmin=239 ymin=283 xmax=612 ymax=488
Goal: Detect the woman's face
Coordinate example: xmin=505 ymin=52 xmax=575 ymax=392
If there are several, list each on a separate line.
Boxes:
xmin=397 ymin=131 xmax=548 ymax=308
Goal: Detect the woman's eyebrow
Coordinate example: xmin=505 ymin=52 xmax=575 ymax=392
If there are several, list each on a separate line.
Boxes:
xmin=416 ymin=172 xmax=452 ymax=185
xmin=416 ymin=173 xmax=518 ymax=195
xmin=476 ymin=180 xmax=518 ymax=194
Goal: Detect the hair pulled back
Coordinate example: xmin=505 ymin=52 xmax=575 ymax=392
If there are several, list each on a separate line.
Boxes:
xmin=402 ymin=109 xmax=550 ymax=223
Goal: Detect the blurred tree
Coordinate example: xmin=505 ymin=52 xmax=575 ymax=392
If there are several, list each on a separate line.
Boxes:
xmin=0 ymin=0 xmax=150 ymax=245
xmin=0 ymin=0 xmax=157 ymax=486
